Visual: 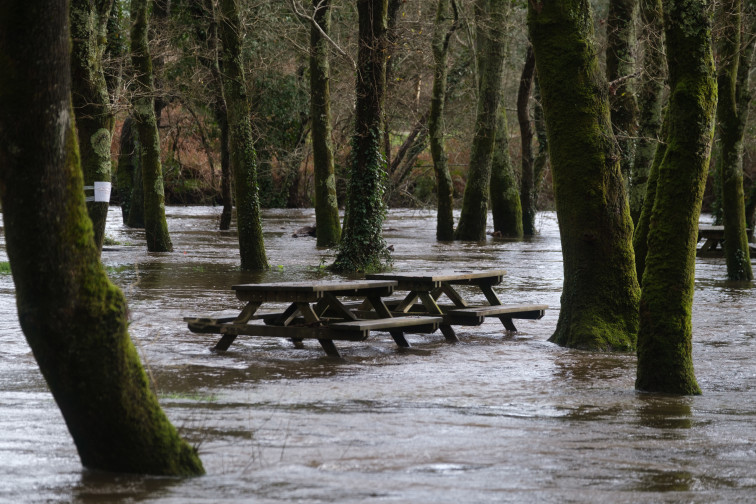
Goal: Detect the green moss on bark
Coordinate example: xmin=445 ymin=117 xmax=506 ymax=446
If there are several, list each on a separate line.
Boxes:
xmin=529 ymin=0 xmax=640 ymax=351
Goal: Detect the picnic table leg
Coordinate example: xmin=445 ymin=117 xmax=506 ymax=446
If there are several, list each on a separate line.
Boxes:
xmin=213 ymin=301 xmax=261 ymax=351
xmin=394 ymin=292 xmax=419 ymax=314
xmin=418 ymin=292 xmax=459 ymax=343
xmin=440 ymin=284 xmax=468 ymax=307
xmin=297 ymin=302 xmax=340 ymax=356
xmin=367 ymin=294 xmax=410 ymax=348
xmin=478 ymin=284 xmax=518 ymax=332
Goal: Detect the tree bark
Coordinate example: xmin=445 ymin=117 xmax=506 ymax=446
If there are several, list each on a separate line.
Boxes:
xmin=0 ymin=0 xmax=203 ymax=475
xmin=636 ymin=0 xmax=717 ymax=394
xmin=331 ymin=0 xmax=390 ymax=272
xmin=429 ymin=0 xmax=457 ymax=241
xmin=310 ymin=0 xmax=342 ymax=247
xmin=606 ymin=0 xmax=639 ymax=191
xmin=715 ymin=0 xmax=753 ymax=281
xmin=70 ymin=0 xmax=116 ymax=251
xmin=130 ymin=0 xmax=173 ymax=252
xmin=518 ymin=45 xmax=538 ymax=236
xmin=455 ymin=0 xmax=507 ymax=241
xmin=218 ymin=0 xmax=268 ymax=270
xmin=630 ymin=0 xmax=665 ymax=223
xmin=528 ymin=0 xmax=640 ymax=350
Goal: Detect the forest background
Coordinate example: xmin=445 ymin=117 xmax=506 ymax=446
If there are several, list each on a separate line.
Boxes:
xmin=104 ymin=0 xmax=753 ymax=216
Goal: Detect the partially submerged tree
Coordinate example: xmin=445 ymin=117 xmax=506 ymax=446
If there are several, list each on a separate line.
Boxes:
xmin=714 ymin=0 xmax=753 ymax=281
xmin=218 ymin=0 xmax=268 ymax=270
xmin=636 ymin=0 xmax=718 ymax=394
xmin=308 ymin=0 xmax=342 ymax=246
xmin=332 ymin=0 xmax=390 ymax=272
xmin=429 ymin=0 xmax=458 ymax=241
xmin=528 ymin=0 xmax=640 ymax=350
xmin=0 ymin=0 xmax=203 ymax=475
xmin=518 ymin=45 xmax=539 ymax=236
xmin=70 ymin=0 xmax=116 ymax=251
xmin=130 ymin=0 xmax=173 ymax=252
xmin=455 ymin=0 xmax=508 ymax=241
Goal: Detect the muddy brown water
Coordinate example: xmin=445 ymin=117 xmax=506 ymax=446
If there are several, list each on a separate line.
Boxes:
xmin=0 ymin=207 xmax=754 ymax=503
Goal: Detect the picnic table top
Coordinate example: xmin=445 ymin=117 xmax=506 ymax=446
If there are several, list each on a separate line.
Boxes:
xmin=366 ymin=269 xmax=507 ymax=284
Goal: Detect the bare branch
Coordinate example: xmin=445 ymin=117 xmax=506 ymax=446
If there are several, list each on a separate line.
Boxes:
xmin=288 ymin=0 xmax=356 ymax=69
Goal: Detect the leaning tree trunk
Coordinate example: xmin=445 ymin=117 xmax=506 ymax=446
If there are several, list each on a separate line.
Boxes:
xmin=0 ymin=0 xmax=203 ymax=475
xmin=218 ymin=0 xmax=268 ymax=270
xmin=630 ymin=0 xmax=666 ymax=223
xmin=310 ymin=0 xmax=342 ymax=247
xmin=606 ymin=0 xmax=639 ymax=191
xmin=70 ymin=0 xmax=116 ymax=251
xmin=429 ymin=0 xmax=458 ymax=241
xmin=455 ymin=0 xmax=507 ymax=241
xmin=528 ymin=0 xmax=640 ymax=350
xmin=331 ymin=0 xmax=390 ymax=272
xmin=130 ymin=0 xmax=173 ymax=252
xmin=715 ymin=0 xmax=753 ymax=281
xmin=635 ymin=0 xmax=717 ymax=394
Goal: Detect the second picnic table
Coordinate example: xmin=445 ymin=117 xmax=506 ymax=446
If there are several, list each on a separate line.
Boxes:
xmin=366 ymin=269 xmax=547 ymax=341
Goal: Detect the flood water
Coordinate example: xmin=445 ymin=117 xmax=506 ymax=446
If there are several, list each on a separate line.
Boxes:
xmin=0 ymin=207 xmax=754 ymax=503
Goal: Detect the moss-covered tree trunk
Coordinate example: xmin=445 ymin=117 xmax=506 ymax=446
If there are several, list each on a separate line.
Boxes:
xmin=429 ymin=0 xmax=457 ymax=241
xmin=528 ymin=0 xmax=640 ymax=350
xmin=490 ymin=101 xmax=523 ymax=237
xmin=715 ymin=0 xmax=753 ymax=281
xmin=0 ymin=0 xmax=203 ymax=475
xmin=331 ymin=0 xmax=390 ymax=272
xmin=455 ymin=0 xmax=507 ymax=241
xmin=630 ymin=0 xmax=665 ymax=223
xmin=70 ymin=0 xmax=116 ymax=251
xmin=635 ymin=0 xmax=717 ymax=394
xmin=518 ymin=45 xmax=538 ymax=236
xmin=606 ymin=0 xmax=639 ymax=191
xmin=130 ymin=0 xmax=172 ymax=252
xmin=218 ymin=0 xmax=268 ymax=270
xmin=310 ymin=0 xmax=341 ymax=247
xmin=116 ymin=115 xmax=144 ymax=227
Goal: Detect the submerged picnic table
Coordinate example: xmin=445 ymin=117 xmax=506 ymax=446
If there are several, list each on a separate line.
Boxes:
xmin=697 ymin=225 xmax=755 ymax=258
xmin=185 ymin=279 xmax=442 ymax=358
xmin=366 ymin=269 xmax=547 ymax=341
xmin=186 ymin=270 xmax=547 ymax=357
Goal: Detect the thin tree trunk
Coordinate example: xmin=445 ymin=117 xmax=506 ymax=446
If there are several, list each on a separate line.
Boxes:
xmin=130 ymin=0 xmax=173 ymax=252
xmin=455 ymin=0 xmax=507 ymax=241
xmin=606 ymin=0 xmax=639 ymax=191
xmin=70 ymin=0 xmax=116 ymax=251
xmin=429 ymin=0 xmax=458 ymax=241
xmin=635 ymin=0 xmax=717 ymax=394
xmin=518 ymin=45 xmax=538 ymax=236
xmin=630 ymin=0 xmax=665 ymax=223
xmin=331 ymin=0 xmax=390 ymax=272
xmin=218 ymin=0 xmax=268 ymax=270
xmin=310 ymin=0 xmax=341 ymax=247
xmin=716 ymin=0 xmax=753 ymax=281
xmin=0 ymin=0 xmax=203 ymax=475
xmin=528 ymin=0 xmax=640 ymax=350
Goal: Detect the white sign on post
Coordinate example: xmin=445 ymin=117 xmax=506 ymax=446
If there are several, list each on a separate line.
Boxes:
xmin=94 ymin=181 xmax=112 ymax=203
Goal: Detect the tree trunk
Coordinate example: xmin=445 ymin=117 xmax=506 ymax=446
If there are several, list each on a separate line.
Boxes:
xmin=606 ymin=0 xmax=639 ymax=191
xmin=310 ymin=0 xmax=342 ymax=247
xmin=629 ymin=0 xmax=665 ymax=223
xmin=518 ymin=45 xmax=538 ymax=236
xmin=218 ymin=0 xmax=268 ymax=270
xmin=130 ymin=0 xmax=173 ymax=252
xmin=429 ymin=0 xmax=457 ymax=241
xmin=0 ymin=0 xmax=203 ymax=475
xmin=70 ymin=0 xmax=116 ymax=251
xmin=331 ymin=0 xmax=390 ymax=272
xmin=715 ymin=0 xmax=753 ymax=281
xmin=635 ymin=0 xmax=717 ymax=394
xmin=217 ymin=103 xmax=233 ymax=230
xmin=528 ymin=0 xmax=640 ymax=350
xmin=116 ymin=115 xmax=144 ymax=227
xmin=455 ymin=0 xmax=507 ymax=241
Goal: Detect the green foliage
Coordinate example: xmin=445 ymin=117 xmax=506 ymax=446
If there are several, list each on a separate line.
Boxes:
xmin=0 ymin=262 xmax=11 ymax=274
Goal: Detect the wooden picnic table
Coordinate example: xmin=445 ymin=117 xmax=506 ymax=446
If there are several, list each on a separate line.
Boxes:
xmin=185 ymin=279 xmax=442 ymax=358
xmin=366 ymin=269 xmax=547 ymax=341
xmin=697 ymin=225 xmax=755 ymax=258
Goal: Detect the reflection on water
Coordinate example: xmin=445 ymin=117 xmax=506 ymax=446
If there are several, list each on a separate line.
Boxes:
xmin=0 ymin=208 xmax=755 ymax=502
